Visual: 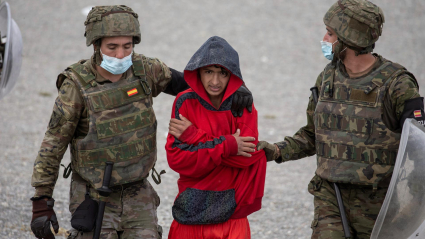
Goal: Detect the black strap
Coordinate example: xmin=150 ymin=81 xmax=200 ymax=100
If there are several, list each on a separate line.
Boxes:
xmin=151 ymin=165 xmax=166 ymax=185
xmin=60 ymin=163 xmax=72 ymax=179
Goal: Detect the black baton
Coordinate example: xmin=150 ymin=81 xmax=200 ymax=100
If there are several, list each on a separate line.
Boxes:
xmin=93 ymin=161 xmax=114 ymax=239
xmin=310 ymin=87 xmax=351 ymax=239
xmin=334 ymin=183 xmax=351 ymax=238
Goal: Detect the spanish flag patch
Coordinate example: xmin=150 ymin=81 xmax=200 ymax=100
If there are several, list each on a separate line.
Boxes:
xmin=127 ymin=88 xmax=138 ymax=97
xmin=414 ymin=110 xmax=422 ymax=118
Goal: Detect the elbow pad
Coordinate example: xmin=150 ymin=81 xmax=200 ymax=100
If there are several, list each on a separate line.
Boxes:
xmin=400 ymin=97 xmax=425 ymax=128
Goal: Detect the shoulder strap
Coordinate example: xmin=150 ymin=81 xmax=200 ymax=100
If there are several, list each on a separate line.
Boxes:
xmin=132 ymin=53 xmax=146 ymax=77
xmin=378 ymin=60 xmax=418 ymax=90
xmin=68 ymin=60 xmax=97 ymax=90
xmin=321 ymin=62 xmax=336 ymax=98
xmin=132 ymin=53 xmax=151 ymax=95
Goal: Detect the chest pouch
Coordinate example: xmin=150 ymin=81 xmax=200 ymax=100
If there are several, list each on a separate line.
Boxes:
xmin=71 ymin=186 xmax=98 ymax=232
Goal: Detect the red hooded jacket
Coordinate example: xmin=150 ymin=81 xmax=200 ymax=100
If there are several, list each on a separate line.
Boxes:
xmin=166 ymin=65 xmax=267 ymax=221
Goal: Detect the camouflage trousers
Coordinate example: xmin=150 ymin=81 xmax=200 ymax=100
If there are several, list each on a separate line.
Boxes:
xmin=67 ymin=173 xmax=162 ymax=239
xmin=308 ymin=175 xmax=388 ymax=239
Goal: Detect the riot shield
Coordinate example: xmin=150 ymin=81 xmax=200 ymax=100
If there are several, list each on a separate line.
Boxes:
xmin=371 ymin=119 xmax=425 ymax=239
xmin=0 ymin=2 xmax=22 ymax=100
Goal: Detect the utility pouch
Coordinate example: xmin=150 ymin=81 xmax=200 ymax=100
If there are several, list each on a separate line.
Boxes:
xmin=71 ymin=187 xmax=98 ymax=232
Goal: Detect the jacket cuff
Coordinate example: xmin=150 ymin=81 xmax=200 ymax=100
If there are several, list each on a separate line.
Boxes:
xmin=34 ymin=186 xmax=53 ymax=198
xmin=276 ymin=141 xmax=290 ymax=163
xmin=179 ymin=125 xmax=197 ymax=143
xmin=224 ymin=135 xmax=238 ymax=156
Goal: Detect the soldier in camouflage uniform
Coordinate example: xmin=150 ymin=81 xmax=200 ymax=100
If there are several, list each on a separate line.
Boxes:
xmin=30 ymin=5 xmax=253 ymax=239
xmin=258 ymin=0 xmax=424 ymax=238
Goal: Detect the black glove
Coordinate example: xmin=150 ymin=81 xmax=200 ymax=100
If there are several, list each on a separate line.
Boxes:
xmin=31 ymin=198 xmax=59 ymax=239
xmin=231 ymin=86 xmax=253 ymax=117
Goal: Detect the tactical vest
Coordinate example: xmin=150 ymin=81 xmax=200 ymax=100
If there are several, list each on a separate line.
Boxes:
xmin=63 ymin=54 xmax=157 ymax=189
xmin=314 ymin=56 xmax=413 ymax=189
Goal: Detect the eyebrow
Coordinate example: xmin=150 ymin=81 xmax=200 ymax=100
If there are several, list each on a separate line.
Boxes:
xmin=106 ymin=42 xmax=133 ymax=47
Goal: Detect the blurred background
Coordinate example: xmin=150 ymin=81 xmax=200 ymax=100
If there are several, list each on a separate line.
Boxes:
xmin=0 ymin=0 xmax=424 ymax=238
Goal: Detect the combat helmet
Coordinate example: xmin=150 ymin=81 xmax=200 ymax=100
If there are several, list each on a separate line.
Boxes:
xmin=84 ymin=5 xmax=141 ymax=46
xmin=324 ymin=0 xmax=385 ymax=55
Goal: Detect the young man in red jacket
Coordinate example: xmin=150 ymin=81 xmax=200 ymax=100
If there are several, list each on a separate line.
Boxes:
xmin=165 ymin=36 xmax=267 ymax=239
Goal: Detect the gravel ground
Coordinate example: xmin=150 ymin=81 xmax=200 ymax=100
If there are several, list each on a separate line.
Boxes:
xmin=1 ymin=1 xmax=424 ymax=238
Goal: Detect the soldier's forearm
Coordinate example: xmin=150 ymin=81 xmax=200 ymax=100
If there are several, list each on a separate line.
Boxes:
xmin=163 ymin=68 xmax=189 ymax=96
xmin=275 ymin=135 xmax=315 ymax=163
xmin=33 ymin=186 xmax=54 ymax=198
xmin=31 ymin=154 xmax=62 ymax=197
xmin=31 ymin=121 xmax=75 ymax=196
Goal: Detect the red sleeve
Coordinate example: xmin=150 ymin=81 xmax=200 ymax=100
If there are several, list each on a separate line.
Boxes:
xmin=179 ymin=125 xmax=237 ymax=155
xmin=220 ymin=105 xmax=265 ymax=168
xmin=166 ymin=94 xmax=236 ymax=178
xmin=175 ymin=107 xmax=264 ymax=169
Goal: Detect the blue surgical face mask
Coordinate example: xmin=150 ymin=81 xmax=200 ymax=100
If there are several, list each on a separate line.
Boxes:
xmin=100 ymin=49 xmax=133 ymax=75
xmin=320 ymin=40 xmax=338 ymax=60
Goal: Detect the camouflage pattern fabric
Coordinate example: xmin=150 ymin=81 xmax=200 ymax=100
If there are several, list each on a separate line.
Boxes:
xmin=68 ymin=53 xmax=159 ymax=190
xmin=308 ymin=174 xmax=387 ymax=239
xmin=84 ymin=5 xmax=141 ymax=46
xmin=275 ymin=56 xmax=420 ymax=173
xmin=67 ymin=173 xmax=162 ymax=239
xmin=324 ymin=0 xmax=385 ymax=51
xmin=313 ymin=56 xmax=414 ymax=188
xmin=31 ymin=53 xmax=172 ymax=198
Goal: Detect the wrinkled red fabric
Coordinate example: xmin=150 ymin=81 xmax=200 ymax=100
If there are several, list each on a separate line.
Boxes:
xmin=166 ymin=67 xmax=267 ymax=221
xmin=168 ymin=218 xmax=251 ymax=239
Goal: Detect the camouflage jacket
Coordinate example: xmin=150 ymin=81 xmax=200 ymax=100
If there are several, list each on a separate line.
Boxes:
xmin=275 ymin=55 xmax=420 ymax=171
xmin=31 ymin=54 xmax=172 ymax=198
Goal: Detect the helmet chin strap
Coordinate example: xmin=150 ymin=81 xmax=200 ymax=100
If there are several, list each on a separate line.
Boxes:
xmin=328 ymin=40 xmax=347 ymax=98
xmin=94 ymin=46 xmax=103 ymax=66
xmin=344 ymin=42 xmax=375 ymax=56
xmin=331 ymin=40 xmax=345 ymax=66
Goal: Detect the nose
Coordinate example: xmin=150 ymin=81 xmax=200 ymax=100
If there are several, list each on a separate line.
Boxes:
xmin=115 ymin=48 xmax=125 ymax=59
xmin=211 ymin=74 xmax=220 ymax=85
xmin=322 ymin=33 xmax=328 ymax=42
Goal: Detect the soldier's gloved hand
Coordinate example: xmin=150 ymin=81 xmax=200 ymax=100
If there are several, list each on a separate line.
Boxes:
xmin=257 ymin=141 xmax=280 ymax=162
xmin=231 ymin=86 xmax=253 ymax=117
xmin=31 ymin=198 xmax=59 ymax=239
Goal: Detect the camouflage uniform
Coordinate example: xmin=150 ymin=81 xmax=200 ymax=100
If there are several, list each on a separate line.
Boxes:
xmin=271 ymin=1 xmax=422 ymax=238
xmin=274 ymin=55 xmax=420 ymax=239
xmin=31 ymin=6 xmax=172 ymax=239
xmin=32 ymin=53 xmax=171 ymax=238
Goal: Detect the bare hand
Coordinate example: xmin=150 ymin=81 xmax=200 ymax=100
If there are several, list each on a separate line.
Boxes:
xmin=169 ymin=114 xmax=193 ymax=139
xmin=232 ymin=129 xmax=256 ymax=157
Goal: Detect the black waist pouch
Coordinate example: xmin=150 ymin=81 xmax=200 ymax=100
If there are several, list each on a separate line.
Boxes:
xmin=172 ymin=188 xmax=236 ymax=225
xmin=71 ymin=194 xmax=98 ymax=232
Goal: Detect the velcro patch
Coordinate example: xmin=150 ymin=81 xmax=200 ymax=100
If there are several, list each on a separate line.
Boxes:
xmin=350 ymin=89 xmax=377 ymax=103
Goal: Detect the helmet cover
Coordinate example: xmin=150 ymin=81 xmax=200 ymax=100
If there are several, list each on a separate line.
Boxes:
xmin=84 ymin=5 xmax=141 ymax=46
